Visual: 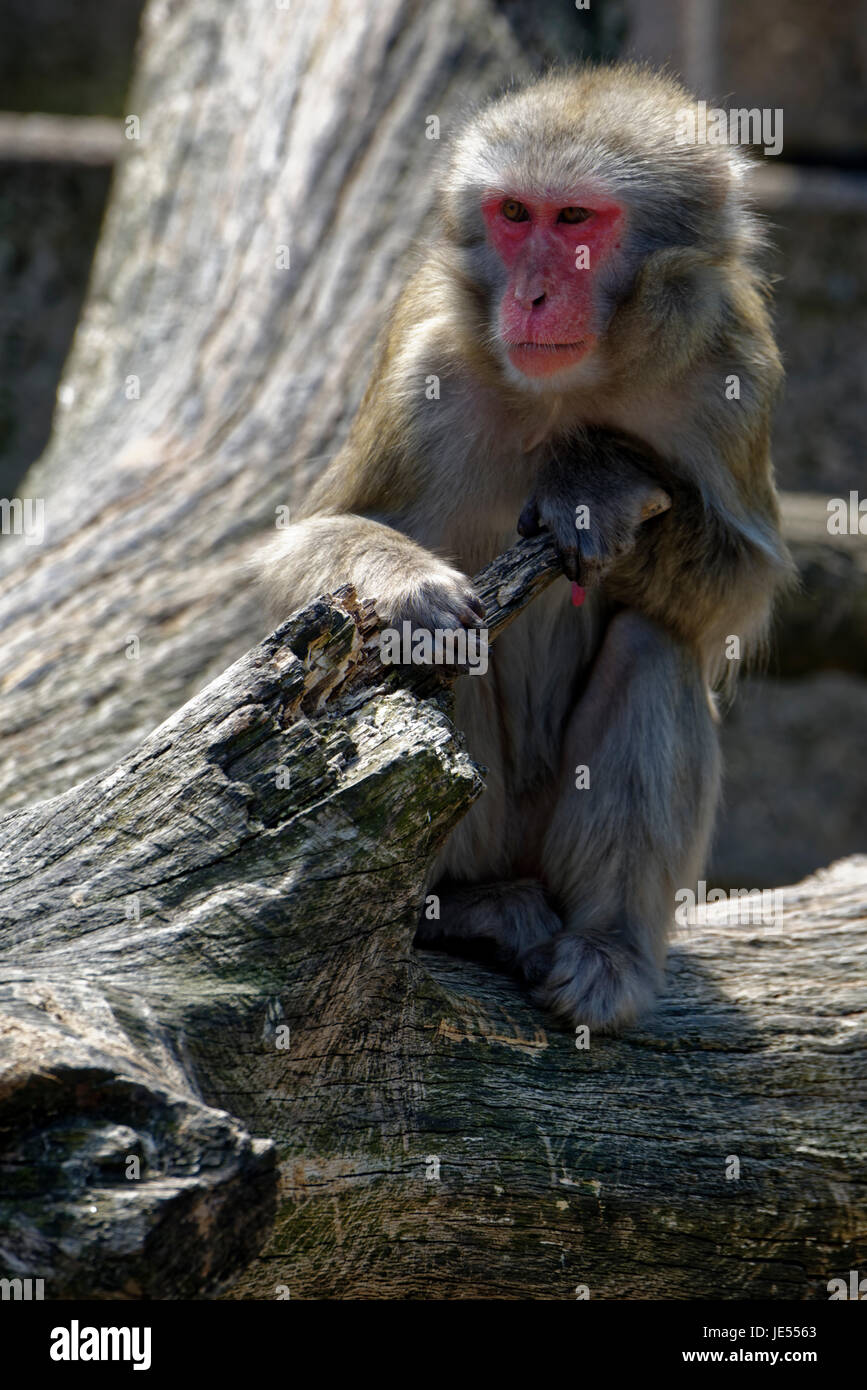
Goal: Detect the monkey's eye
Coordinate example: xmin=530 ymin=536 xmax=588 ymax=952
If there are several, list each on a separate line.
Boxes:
xmin=501 ymin=199 xmax=530 ymax=222
xmin=558 ymin=206 xmax=593 ymax=223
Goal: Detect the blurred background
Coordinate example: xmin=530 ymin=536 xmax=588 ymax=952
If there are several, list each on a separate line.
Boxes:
xmin=0 ymin=0 xmax=864 ymax=887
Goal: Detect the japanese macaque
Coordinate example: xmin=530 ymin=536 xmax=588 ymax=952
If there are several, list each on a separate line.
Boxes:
xmin=257 ymin=65 xmax=791 ymax=1031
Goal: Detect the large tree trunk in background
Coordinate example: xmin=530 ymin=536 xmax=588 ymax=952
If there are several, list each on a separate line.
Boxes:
xmin=0 ymin=0 xmax=865 ymax=1300
xmin=0 ymin=0 xmax=530 ymax=812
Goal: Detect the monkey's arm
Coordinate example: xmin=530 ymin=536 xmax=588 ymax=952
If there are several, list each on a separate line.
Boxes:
xmin=256 ymin=514 xmax=484 ymax=631
xmin=517 ymin=429 xmax=671 ymax=586
xmin=604 ymin=470 xmax=792 ymax=669
xmin=519 ymin=426 xmax=792 ymax=677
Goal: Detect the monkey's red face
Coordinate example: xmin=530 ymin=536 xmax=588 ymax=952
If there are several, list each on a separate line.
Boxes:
xmin=482 ymin=193 xmax=625 ymax=380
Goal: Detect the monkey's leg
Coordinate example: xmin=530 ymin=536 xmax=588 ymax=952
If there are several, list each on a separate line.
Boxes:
xmin=521 ymin=609 xmax=720 ymax=1032
xmin=415 ymin=878 xmax=563 ymax=966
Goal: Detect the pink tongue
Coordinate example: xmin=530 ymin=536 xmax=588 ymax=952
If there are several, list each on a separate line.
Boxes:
xmin=571 ymin=582 xmax=586 ymax=607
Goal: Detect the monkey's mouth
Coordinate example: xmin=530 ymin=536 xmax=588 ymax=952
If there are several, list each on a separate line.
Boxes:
xmin=506 ymin=340 xmax=591 ymax=377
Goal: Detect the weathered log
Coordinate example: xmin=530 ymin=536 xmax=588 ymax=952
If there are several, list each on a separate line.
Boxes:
xmin=776 ymin=494 xmax=867 ymax=677
xmin=2 ymin=538 xmax=865 ymax=1297
xmin=0 ymin=588 xmax=476 ymax=1297
xmin=0 ymin=525 xmax=577 ymax=1298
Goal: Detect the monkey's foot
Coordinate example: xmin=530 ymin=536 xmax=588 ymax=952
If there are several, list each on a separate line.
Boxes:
xmin=519 ymin=929 xmax=661 ymax=1033
xmin=415 ymin=878 xmax=561 ymax=967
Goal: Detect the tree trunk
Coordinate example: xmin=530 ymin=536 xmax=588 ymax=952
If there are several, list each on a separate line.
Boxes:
xmin=0 ymin=0 xmax=529 ymax=813
xmin=1 ymin=0 xmax=865 ymax=1300
xmin=3 ymin=555 xmax=865 ymax=1298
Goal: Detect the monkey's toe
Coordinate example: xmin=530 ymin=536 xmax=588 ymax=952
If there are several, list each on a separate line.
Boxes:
xmin=521 ymin=930 xmax=661 ymax=1033
xmin=415 ymin=879 xmax=561 ymax=966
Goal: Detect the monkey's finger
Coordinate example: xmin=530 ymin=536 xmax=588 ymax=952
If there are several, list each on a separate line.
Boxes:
xmin=457 ymin=605 xmax=486 ymax=629
xmin=465 ymin=593 xmax=487 ymax=620
xmin=517 ymin=498 xmax=541 ymax=537
xmin=576 ymin=536 xmax=612 ymax=586
xmin=638 ymin=486 xmax=672 ymax=522
xmin=556 ymin=543 xmax=580 ymax=582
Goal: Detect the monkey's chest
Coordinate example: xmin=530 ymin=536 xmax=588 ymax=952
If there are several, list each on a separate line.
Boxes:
xmin=454 ymin=580 xmax=603 ymax=785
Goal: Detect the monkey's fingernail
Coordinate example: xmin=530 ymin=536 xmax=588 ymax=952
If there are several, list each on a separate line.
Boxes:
xmin=639 ymin=488 xmax=672 ymax=520
xmin=468 ymin=596 xmax=486 ymax=618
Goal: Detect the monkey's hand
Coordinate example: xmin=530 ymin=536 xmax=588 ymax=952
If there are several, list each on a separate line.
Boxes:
xmin=517 ymin=436 xmax=670 ymax=587
xmin=257 ymin=515 xmax=485 ymax=662
xmin=376 ymin=559 xmax=486 ymax=635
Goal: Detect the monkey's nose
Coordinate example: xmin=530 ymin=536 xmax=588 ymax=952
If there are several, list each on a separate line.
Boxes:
xmin=531 ymin=292 xmax=546 ymax=307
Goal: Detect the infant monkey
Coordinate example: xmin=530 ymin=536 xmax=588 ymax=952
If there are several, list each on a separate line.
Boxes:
xmin=257 ymin=66 xmax=790 ymax=1031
